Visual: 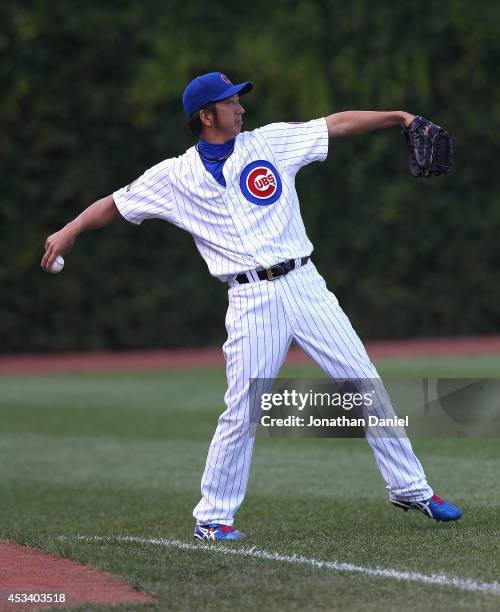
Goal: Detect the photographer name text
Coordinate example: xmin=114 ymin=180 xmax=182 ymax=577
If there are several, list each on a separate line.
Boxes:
xmin=260 ymin=415 xmax=409 ymax=428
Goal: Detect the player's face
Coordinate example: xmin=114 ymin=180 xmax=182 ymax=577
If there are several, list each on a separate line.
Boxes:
xmin=212 ymin=94 xmax=245 ymax=140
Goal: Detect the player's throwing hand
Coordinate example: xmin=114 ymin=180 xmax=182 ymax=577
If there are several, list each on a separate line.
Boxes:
xmin=41 ymin=225 xmax=76 ymax=272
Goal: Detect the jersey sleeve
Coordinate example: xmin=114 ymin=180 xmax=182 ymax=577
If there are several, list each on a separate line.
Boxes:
xmin=113 ymin=159 xmax=175 ymax=225
xmin=256 ymin=117 xmax=329 ymax=174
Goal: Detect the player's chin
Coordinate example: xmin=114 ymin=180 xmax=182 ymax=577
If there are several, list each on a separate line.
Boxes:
xmin=235 ymin=121 xmax=243 ymax=133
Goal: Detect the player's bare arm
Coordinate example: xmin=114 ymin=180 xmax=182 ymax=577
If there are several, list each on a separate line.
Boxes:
xmin=326 ymin=111 xmax=415 ymax=137
xmin=41 ymin=194 xmax=119 ymax=272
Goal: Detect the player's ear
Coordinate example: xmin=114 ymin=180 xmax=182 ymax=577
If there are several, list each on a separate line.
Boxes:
xmin=199 ymin=108 xmax=214 ymax=128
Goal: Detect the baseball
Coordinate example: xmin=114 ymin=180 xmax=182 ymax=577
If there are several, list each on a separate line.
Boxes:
xmin=48 ymin=255 xmax=65 ymax=274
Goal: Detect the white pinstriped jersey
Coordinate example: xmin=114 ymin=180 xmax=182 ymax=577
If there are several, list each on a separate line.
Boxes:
xmin=113 ymin=118 xmax=329 ymax=280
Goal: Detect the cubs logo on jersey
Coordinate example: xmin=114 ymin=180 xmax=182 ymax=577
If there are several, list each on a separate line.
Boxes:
xmin=239 ymin=160 xmax=282 ymax=205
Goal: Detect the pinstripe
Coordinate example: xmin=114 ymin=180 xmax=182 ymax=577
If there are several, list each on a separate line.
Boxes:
xmin=287 ymin=265 xmax=412 ymax=491
xmin=284 ymin=263 xmax=431 ymax=498
xmin=251 ymin=129 xmax=317 ymax=253
xmin=195 ymin=262 xmax=431 ymax=523
xmin=205 ymin=284 xmax=250 ymax=522
xmin=194 ymin=280 xmax=292 ymax=524
xmin=246 ymin=133 xmax=306 ymax=258
xmin=113 ymin=119 xmax=326 ymax=277
xmin=193 ymin=147 xmax=253 ymax=276
xmin=199 ymin=290 xmax=246 ymax=523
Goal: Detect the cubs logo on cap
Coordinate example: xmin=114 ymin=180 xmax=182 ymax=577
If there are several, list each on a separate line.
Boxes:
xmin=220 ymin=73 xmax=232 ymax=84
xmin=239 ymin=160 xmax=282 ymax=206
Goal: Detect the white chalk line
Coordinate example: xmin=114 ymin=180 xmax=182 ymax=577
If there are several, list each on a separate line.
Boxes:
xmin=59 ymin=535 xmax=500 ymax=595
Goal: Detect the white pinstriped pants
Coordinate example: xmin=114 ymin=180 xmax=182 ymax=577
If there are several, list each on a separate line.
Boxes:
xmin=193 ymin=260 xmax=432 ymax=525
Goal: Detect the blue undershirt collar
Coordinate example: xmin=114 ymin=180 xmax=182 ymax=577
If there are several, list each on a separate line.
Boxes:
xmin=197 ymin=137 xmax=235 ymax=188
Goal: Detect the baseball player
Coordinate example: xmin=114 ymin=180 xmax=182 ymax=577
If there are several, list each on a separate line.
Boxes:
xmin=42 ymin=72 xmax=461 ymax=541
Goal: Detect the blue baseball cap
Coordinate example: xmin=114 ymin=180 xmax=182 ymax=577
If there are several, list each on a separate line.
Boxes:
xmin=182 ymin=72 xmax=253 ymax=116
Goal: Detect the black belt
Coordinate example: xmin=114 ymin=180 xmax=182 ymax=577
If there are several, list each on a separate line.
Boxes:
xmin=235 ymin=256 xmax=309 ymax=284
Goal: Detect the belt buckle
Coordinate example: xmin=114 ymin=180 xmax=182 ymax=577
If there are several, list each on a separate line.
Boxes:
xmin=266 ymin=263 xmax=284 ymax=281
xmin=266 ymin=267 xmax=277 ymax=281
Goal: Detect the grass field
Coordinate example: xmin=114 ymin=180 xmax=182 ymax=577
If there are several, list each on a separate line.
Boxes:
xmin=1 ymin=356 xmax=499 ymax=611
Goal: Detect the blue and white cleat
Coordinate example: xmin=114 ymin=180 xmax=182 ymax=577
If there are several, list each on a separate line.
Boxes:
xmin=390 ymin=493 xmax=462 ymax=522
xmin=194 ymin=523 xmax=246 ymax=541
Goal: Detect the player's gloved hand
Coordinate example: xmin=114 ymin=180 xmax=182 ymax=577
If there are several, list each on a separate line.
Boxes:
xmin=403 ymin=116 xmax=453 ymax=177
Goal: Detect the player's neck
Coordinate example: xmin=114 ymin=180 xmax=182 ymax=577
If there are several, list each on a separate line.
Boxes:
xmin=200 ymin=128 xmax=235 ymax=145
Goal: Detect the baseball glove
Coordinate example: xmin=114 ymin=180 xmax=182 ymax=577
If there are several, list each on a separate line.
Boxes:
xmin=403 ymin=116 xmax=453 ymax=177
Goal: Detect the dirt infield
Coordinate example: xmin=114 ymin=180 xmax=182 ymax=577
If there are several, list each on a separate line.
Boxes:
xmin=0 ymin=540 xmax=156 ymax=610
xmin=1 ymin=336 xmax=500 ymax=376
